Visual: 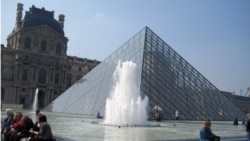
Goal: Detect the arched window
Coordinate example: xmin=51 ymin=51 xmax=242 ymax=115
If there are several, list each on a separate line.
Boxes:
xmin=22 ymin=69 xmax=28 ymax=81
xmin=25 ymin=37 xmax=31 ymax=48
xmin=56 ymin=43 xmax=61 ymax=54
xmin=38 ymin=69 xmax=46 ymax=83
xmin=40 ymin=40 xmax=47 ymax=52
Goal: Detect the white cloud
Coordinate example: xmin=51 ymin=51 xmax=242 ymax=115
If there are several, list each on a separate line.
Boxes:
xmin=94 ymin=12 xmax=106 ymax=20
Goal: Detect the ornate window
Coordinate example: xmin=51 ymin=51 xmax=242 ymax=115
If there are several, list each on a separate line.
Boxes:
xmin=56 ymin=43 xmax=61 ymax=54
xmin=40 ymin=40 xmax=47 ymax=52
xmin=25 ymin=37 xmax=31 ymax=48
xmin=22 ymin=69 xmax=28 ymax=81
xmin=38 ymin=69 xmax=46 ymax=83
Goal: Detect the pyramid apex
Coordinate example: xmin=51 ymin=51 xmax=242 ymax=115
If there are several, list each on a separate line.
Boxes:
xmin=144 ymin=26 xmax=151 ymax=31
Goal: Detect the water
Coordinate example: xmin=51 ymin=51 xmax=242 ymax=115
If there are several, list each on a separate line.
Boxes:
xmin=32 ymin=88 xmax=39 ymax=121
xmin=1 ymin=110 xmax=246 ymax=141
xmin=2 ymin=61 xmax=246 ymax=140
xmin=103 ymin=61 xmax=148 ymax=126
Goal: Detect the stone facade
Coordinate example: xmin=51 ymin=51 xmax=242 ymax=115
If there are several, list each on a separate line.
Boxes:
xmin=221 ymin=91 xmax=250 ymax=115
xmin=1 ymin=3 xmax=100 ymax=109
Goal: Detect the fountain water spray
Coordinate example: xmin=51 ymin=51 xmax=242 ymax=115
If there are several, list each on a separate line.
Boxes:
xmin=103 ymin=61 xmax=149 ymax=126
xmin=33 ymin=88 xmax=39 ymax=113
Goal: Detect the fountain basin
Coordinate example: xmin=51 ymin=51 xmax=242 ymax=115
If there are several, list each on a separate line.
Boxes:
xmin=1 ymin=110 xmax=247 ymax=141
xmin=98 ymin=122 xmax=160 ymax=127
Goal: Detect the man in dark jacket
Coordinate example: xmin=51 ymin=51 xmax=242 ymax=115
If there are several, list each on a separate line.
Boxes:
xmin=1 ymin=109 xmax=14 ymax=133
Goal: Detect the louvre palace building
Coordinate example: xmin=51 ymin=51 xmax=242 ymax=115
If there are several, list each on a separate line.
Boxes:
xmin=1 ymin=3 xmax=100 ymax=109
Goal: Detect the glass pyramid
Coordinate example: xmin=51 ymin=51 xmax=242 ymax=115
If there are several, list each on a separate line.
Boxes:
xmin=47 ymin=27 xmax=244 ymax=120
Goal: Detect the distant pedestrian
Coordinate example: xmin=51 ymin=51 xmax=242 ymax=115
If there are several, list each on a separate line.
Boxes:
xmin=155 ymin=110 xmax=161 ymax=122
xmin=246 ymin=113 xmax=250 ymax=141
xmin=242 ymin=117 xmax=246 ymax=125
xmin=96 ymin=112 xmax=103 ymax=119
xmin=233 ymin=118 xmax=238 ymax=125
xmin=175 ymin=110 xmax=179 ymax=120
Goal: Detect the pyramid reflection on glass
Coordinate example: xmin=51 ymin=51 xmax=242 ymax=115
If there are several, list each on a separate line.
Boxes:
xmin=47 ymin=27 xmax=244 ymax=120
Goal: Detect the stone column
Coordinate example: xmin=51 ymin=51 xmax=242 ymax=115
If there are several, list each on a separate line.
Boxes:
xmin=51 ymin=68 xmax=54 ymax=83
xmin=15 ymin=87 xmax=20 ymax=103
xmin=15 ymin=3 xmax=23 ymax=29
xmin=32 ymin=65 xmax=37 ymax=81
xmin=50 ymin=68 xmax=54 ymax=82
xmin=16 ymin=63 xmax=21 ymax=80
xmin=62 ymin=71 xmax=66 ymax=84
xmin=49 ymin=89 xmax=53 ymax=103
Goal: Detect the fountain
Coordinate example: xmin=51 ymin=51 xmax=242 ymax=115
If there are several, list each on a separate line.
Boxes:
xmin=102 ymin=61 xmax=149 ymax=126
xmin=1 ymin=64 xmax=245 ymax=140
xmin=33 ymin=88 xmax=39 ymax=114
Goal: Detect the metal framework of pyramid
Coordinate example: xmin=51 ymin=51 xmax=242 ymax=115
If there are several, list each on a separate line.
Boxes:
xmin=47 ymin=27 xmax=244 ymax=120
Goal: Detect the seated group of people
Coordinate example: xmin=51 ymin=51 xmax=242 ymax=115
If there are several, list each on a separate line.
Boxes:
xmin=1 ymin=109 xmax=54 ymax=141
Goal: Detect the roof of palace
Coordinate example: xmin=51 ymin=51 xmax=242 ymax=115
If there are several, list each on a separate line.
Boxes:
xmin=21 ymin=5 xmax=64 ymax=36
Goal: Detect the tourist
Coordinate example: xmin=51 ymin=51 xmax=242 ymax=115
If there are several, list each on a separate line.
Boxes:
xmin=246 ymin=113 xmax=250 ymax=141
xmin=26 ymin=113 xmax=42 ymax=140
xmin=199 ymin=119 xmax=220 ymax=141
xmin=155 ymin=110 xmax=161 ymax=122
xmin=1 ymin=109 xmax=14 ymax=133
xmin=175 ymin=110 xmax=179 ymax=120
xmin=242 ymin=117 xmax=246 ymax=125
xmin=3 ymin=112 xmax=23 ymax=141
xmin=12 ymin=115 xmax=34 ymax=141
xmin=33 ymin=112 xmax=42 ymax=132
xmin=233 ymin=117 xmax=239 ymax=125
xmin=96 ymin=112 xmax=103 ymax=119
xmin=27 ymin=114 xmax=54 ymax=141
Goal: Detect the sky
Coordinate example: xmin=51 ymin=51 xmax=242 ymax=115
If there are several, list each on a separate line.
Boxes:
xmin=1 ymin=0 xmax=250 ymax=95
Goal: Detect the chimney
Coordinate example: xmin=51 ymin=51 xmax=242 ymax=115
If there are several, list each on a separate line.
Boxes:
xmin=15 ymin=3 xmax=23 ymax=29
xmin=58 ymin=14 xmax=65 ymax=29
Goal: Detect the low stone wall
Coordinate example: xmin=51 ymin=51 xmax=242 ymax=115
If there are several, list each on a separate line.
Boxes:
xmin=2 ymin=103 xmax=23 ymax=110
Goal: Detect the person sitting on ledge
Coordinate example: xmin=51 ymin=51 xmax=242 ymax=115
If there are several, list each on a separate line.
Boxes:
xmin=2 ymin=112 xmax=23 ymax=141
xmin=33 ymin=110 xmax=41 ymax=132
xmin=27 ymin=114 xmax=54 ymax=141
xmin=200 ymin=119 xmax=220 ymax=141
xmin=1 ymin=109 xmax=14 ymax=134
xmin=27 ymin=112 xmax=42 ymax=140
xmin=12 ymin=115 xmax=34 ymax=141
